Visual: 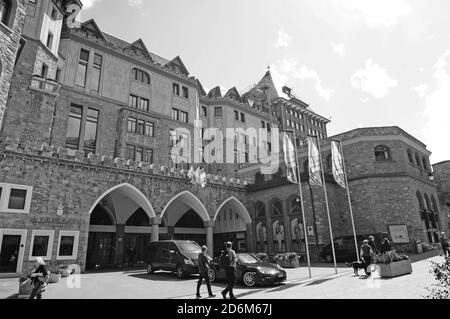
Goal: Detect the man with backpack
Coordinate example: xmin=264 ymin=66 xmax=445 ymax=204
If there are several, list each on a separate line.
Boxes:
xmin=221 ymin=241 xmax=237 ymax=299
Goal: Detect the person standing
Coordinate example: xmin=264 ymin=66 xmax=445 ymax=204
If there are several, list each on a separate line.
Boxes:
xmin=360 ymin=240 xmax=374 ymax=276
xmin=380 ymin=238 xmax=393 ymax=254
xmin=221 ymin=241 xmax=237 ymax=299
xmin=440 ymin=232 xmax=450 ymax=258
xmin=368 ymin=236 xmax=379 ymax=255
xmin=127 ymin=246 xmax=136 ymax=267
xmin=196 ymin=245 xmax=215 ymax=299
xmin=29 ymin=257 xmax=49 ymax=299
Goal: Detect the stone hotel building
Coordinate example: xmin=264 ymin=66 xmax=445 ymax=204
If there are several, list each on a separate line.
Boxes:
xmin=0 ymin=0 xmax=448 ymax=274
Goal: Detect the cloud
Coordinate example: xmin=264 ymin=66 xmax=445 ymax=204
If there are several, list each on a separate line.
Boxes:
xmin=335 ymin=0 xmax=412 ymax=28
xmin=330 ymin=42 xmax=345 ymax=58
xmin=412 ymin=84 xmax=428 ymax=99
xmin=128 ymin=0 xmax=143 ymax=7
xmin=272 ymin=57 xmax=335 ymax=101
xmin=82 ymin=0 xmax=102 ymax=9
xmin=351 ymin=59 xmax=398 ymax=98
xmin=275 ymin=29 xmax=292 ymax=48
xmin=417 ymin=49 xmax=450 ymax=163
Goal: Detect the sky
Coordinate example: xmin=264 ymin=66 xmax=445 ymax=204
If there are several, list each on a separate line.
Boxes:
xmin=78 ymin=0 xmax=450 ymax=164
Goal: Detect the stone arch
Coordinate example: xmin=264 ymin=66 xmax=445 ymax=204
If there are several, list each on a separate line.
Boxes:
xmin=161 ymin=190 xmax=210 ymax=222
xmin=213 ymin=196 xmax=252 ymax=224
xmin=88 ymin=183 xmax=156 ymax=219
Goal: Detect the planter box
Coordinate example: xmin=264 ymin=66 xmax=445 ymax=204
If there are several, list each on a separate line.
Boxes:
xmin=377 ymin=260 xmax=412 ymax=278
xmin=277 ymin=259 xmax=300 ymax=268
xmin=48 ymin=273 xmax=61 ymax=283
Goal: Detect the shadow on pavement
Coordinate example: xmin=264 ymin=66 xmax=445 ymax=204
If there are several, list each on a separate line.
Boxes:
xmin=128 ymin=272 xmax=198 ymax=282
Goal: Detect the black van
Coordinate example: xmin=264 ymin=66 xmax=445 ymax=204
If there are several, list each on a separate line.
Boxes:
xmin=320 ymin=233 xmax=390 ymax=263
xmin=145 ymin=240 xmax=202 ymax=278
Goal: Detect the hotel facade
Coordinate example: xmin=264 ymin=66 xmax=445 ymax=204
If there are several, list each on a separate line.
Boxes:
xmin=0 ymin=0 xmax=448 ymax=274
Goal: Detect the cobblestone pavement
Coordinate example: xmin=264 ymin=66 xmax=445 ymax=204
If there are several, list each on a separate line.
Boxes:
xmin=0 ymin=256 xmax=442 ymax=299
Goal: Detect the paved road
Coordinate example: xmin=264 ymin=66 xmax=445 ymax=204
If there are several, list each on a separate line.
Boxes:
xmin=0 ymin=256 xmax=441 ymax=299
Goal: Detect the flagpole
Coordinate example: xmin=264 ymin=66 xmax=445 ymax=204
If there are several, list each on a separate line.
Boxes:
xmin=292 ymin=130 xmax=312 ymax=279
xmin=338 ymin=140 xmax=360 ymax=262
xmin=314 ymin=135 xmax=337 ymax=275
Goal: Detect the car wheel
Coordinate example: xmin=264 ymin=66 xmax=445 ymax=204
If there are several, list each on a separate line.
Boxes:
xmin=176 ymin=265 xmax=184 ymax=279
xmin=146 ymin=263 xmax=155 ymax=274
xmin=242 ymin=271 xmax=257 ymax=287
xmin=325 ymin=254 xmax=333 ymax=263
xmin=208 ymin=268 xmax=216 ymax=283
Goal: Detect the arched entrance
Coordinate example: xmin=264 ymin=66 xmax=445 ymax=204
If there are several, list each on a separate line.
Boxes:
xmin=160 ymin=191 xmax=211 ymax=251
xmin=213 ymin=197 xmax=252 ymax=257
xmin=86 ymin=183 xmax=156 ymax=270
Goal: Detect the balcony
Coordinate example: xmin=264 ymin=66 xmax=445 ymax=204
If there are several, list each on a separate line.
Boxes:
xmin=30 ymin=75 xmax=61 ymax=95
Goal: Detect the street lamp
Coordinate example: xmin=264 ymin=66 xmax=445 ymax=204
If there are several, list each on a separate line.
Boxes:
xmin=428 ymin=172 xmax=435 ymax=182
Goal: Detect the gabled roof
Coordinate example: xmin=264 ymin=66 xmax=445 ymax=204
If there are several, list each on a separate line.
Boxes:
xmin=80 ymin=19 xmax=106 ymax=41
xmin=196 ymin=79 xmax=207 ymax=96
xmin=124 ymin=39 xmax=153 ymax=62
xmin=207 ymin=86 xmax=223 ymax=99
xmin=165 ymin=56 xmax=189 ymax=76
xmin=224 ymin=87 xmax=243 ymax=103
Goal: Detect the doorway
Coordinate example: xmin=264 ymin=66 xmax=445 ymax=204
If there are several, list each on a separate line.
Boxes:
xmin=0 ymin=230 xmax=27 ymax=273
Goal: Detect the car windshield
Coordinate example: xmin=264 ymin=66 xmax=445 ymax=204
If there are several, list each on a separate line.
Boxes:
xmin=237 ymin=253 xmax=260 ymax=264
xmin=177 ymin=242 xmax=201 ymax=252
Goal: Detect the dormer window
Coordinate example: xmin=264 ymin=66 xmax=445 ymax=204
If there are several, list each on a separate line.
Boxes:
xmin=132 ymin=68 xmax=150 ymax=85
xmin=0 ymin=0 xmax=11 ymax=26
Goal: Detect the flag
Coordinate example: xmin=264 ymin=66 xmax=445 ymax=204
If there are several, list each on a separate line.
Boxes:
xmin=199 ymin=168 xmax=207 ymax=188
xmin=188 ymin=166 xmax=196 ymax=184
xmin=194 ymin=167 xmax=201 ymax=184
xmin=282 ymin=133 xmax=298 ymax=184
xmin=331 ymin=141 xmax=346 ymax=188
xmin=307 ymin=136 xmax=322 ymax=186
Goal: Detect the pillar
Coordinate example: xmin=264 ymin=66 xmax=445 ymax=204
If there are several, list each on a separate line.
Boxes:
xmin=114 ymin=224 xmax=125 ymax=265
xmin=151 ymin=216 xmax=161 ymax=242
xmin=246 ymin=223 xmax=254 ymax=253
xmin=205 ymin=220 xmax=214 ymax=257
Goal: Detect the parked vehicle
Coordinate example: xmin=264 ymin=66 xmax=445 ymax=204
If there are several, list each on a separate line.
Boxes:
xmin=208 ymin=253 xmax=287 ymax=287
xmin=320 ymin=233 xmax=390 ymax=263
xmin=145 ymin=240 xmax=202 ymax=278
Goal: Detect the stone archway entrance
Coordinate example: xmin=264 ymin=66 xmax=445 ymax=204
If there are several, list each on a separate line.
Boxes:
xmin=213 ymin=197 xmax=252 ymax=257
xmin=86 ymin=183 xmax=156 ymax=270
xmin=160 ymin=191 xmax=212 ymax=253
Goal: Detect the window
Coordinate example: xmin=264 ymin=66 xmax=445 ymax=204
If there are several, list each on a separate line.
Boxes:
xmin=136 ymin=146 xmax=143 ymax=162
xmin=144 ymin=149 xmax=154 ymax=163
xmin=240 ymin=113 xmax=245 ymax=123
xmin=145 ymin=122 xmax=154 ymax=137
xmin=91 ymin=53 xmax=102 ymax=92
xmin=129 ymin=94 xmax=138 ymax=108
xmin=127 ymin=117 xmax=137 ymax=133
xmin=0 ymin=0 xmax=10 ymax=25
xmin=172 ymin=108 xmax=188 ymax=123
xmin=261 ymin=121 xmax=266 ymax=129
xmin=173 ymin=83 xmax=180 ymax=95
xmin=267 ymin=123 xmax=271 ymax=132
xmin=407 ymin=149 xmax=414 ymax=163
xmin=75 ymin=49 xmax=89 ymax=87
xmin=126 ymin=144 xmax=135 ymax=160
xmin=46 ymin=32 xmax=53 ymax=49
xmin=139 ymin=98 xmax=149 ymax=112
xmin=66 ymin=105 xmax=82 ymax=149
xmin=180 ymin=111 xmax=188 ymax=123
xmin=41 ymin=63 xmax=48 ymax=78
xmin=374 ymin=145 xmax=391 ymax=161
xmin=214 ymin=107 xmax=222 ymax=117
xmin=415 ymin=153 xmax=422 ymax=168
xmin=169 ymin=130 xmax=177 ymax=147
xmin=422 ymin=157 xmax=429 ymax=171
xmin=201 ymin=106 xmax=207 ymax=117
xmin=182 ymin=86 xmax=189 ymax=98
xmin=272 ymin=200 xmax=283 ymax=216
xmin=84 ymin=108 xmax=99 ymax=154
xmin=172 ymin=108 xmax=179 ymax=121
xmin=132 ymin=68 xmax=150 ymax=84
xmin=29 ymin=230 xmax=55 ymax=260
xmin=57 ymin=231 xmax=79 ymax=260
xmin=234 ymin=110 xmax=239 ymax=121
xmin=0 ymin=183 xmax=33 ymax=214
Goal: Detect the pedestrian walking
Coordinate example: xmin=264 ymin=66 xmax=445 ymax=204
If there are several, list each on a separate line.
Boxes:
xmin=360 ymin=240 xmax=374 ymax=276
xmin=221 ymin=241 xmax=237 ymax=299
xmin=440 ymin=232 xmax=450 ymax=258
xmin=196 ymin=245 xmax=215 ymax=299
xmin=28 ymin=257 xmax=49 ymax=299
xmin=127 ymin=246 xmax=136 ymax=267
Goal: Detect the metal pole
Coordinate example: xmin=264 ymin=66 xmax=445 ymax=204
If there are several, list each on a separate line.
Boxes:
xmin=338 ymin=140 xmax=360 ymax=262
xmin=315 ymin=135 xmax=337 ymax=275
xmin=308 ymin=183 xmax=320 ymax=257
xmin=292 ymin=130 xmax=312 ymax=278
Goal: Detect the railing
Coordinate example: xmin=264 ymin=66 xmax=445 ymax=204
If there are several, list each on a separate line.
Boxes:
xmin=30 ymin=75 xmax=61 ymax=95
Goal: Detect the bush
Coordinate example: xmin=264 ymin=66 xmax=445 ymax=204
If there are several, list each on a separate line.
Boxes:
xmin=375 ymin=250 xmax=409 ymax=265
xmin=424 ymin=259 xmax=450 ymax=299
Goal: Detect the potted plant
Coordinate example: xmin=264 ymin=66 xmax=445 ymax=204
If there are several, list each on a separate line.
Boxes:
xmin=48 ymin=263 xmax=62 ymax=283
xmin=375 ymin=250 xmax=412 ymax=278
